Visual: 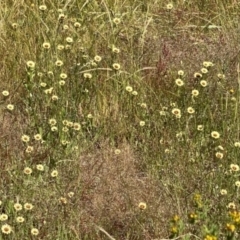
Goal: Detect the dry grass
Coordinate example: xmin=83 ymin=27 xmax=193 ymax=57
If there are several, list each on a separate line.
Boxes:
xmin=1 ymin=0 xmax=240 ymax=239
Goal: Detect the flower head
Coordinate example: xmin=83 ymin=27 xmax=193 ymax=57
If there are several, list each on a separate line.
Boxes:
xmin=194 ymin=72 xmax=202 ymax=78
xmin=83 ymin=73 xmax=92 ymax=79
xmin=24 ymin=167 xmax=32 ymax=175
xmin=21 ymin=135 xmax=30 ymax=143
xmin=215 ymin=152 xmax=223 ymax=159
xmin=192 ymin=89 xmax=199 ymax=97
xmin=16 ymin=216 xmax=25 ymax=223
xmin=200 ymin=80 xmax=208 ymax=87
xmin=36 ymin=164 xmax=44 ymax=171
xmin=31 ymin=228 xmax=39 ymax=236
xmin=34 ymin=134 xmax=42 ymax=141
xmin=178 ymin=70 xmax=184 ymax=76
xmin=211 ymin=131 xmax=220 ymax=139
xmin=113 ymin=18 xmax=121 ymax=24
xmin=139 ymin=121 xmax=145 ymax=126
xmin=27 ymin=61 xmax=35 ymax=69
xmin=138 ymin=202 xmax=147 ymax=210
xmin=201 ymin=68 xmax=208 ymax=74
xmin=0 ymin=214 xmax=8 ymax=221
xmin=94 ymin=55 xmax=102 ymax=62
xmin=166 ymin=3 xmax=173 ymax=10
xmin=126 ymin=86 xmax=133 ymax=92
xmin=24 ymin=203 xmax=33 ymax=210
xmin=51 ymin=170 xmax=58 ymax=177
xmin=42 ymin=42 xmax=51 ymax=49
xmin=112 ymin=63 xmax=121 ymax=70
xmin=60 ymin=73 xmax=67 ymax=79
xmin=187 ymin=107 xmax=195 ymax=114
xmin=39 ymin=5 xmax=47 ymax=11
xmin=230 ymin=164 xmax=240 ymax=172
xmin=66 ymin=37 xmax=73 ymax=43
xmin=7 ymin=104 xmax=14 ymax=111
xmin=73 ymin=123 xmax=81 ymax=131
xmin=114 ymin=149 xmax=121 ymax=155
xmin=220 ymin=189 xmax=227 ymax=195
xmin=175 ymin=79 xmax=184 ymax=87
xmin=14 ymin=203 xmax=23 ymax=211
xmin=55 ymin=60 xmax=63 ymax=66
xmin=74 ymin=22 xmax=81 ymax=28
xmin=2 ymin=90 xmax=9 ymax=96
xmin=1 ymin=224 xmax=12 ymax=234
xmin=26 ymin=146 xmax=34 ymax=153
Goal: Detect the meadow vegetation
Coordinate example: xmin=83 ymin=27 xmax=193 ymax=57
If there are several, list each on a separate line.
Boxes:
xmin=0 ymin=0 xmax=240 ymax=239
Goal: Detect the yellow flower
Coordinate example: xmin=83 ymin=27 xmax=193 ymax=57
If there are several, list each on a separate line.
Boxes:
xmin=172 ymin=108 xmax=181 ymax=116
xmin=51 ymin=95 xmax=59 ymax=101
xmin=94 ymin=55 xmax=102 ymax=62
xmin=1 ymin=224 xmax=12 ymax=234
xmin=211 ymin=131 xmax=220 ymax=139
xmin=36 ymin=164 xmax=44 ymax=171
xmin=112 ymin=46 xmax=120 ymax=53
xmin=139 ymin=121 xmax=145 ymax=126
xmin=73 ymin=123 xmax=81 ymax=131
xmin=126 ymin=86 xmax=133 ymax=92
xmin=138 ymin=202 xmax=147 ymax=210
xmin=166 ymin=3 xmax=173 ymax=10
xmin=114 ymin=149 xmax=121 ymax=155
xmin=178 ymin=70 xmax=184 ymax=76
xmin=187 ymin=107 xmax=195 ymax=114
xmin=42 ymin=42 xmax=51 ymax=49
xmin=112 ymin=63 xmax=121 ymax=70
xmin=2 ymin=90 xmax=9 ymax=96
xmin=27 ymin=61 xmax=35 ymax=69
xmin=200 ymin=80 xmax=208 ymax=87
xmin=230 ymin=164 xmax=240 ymax=172
xmin=24 ymin=167 xmax=32 ymax=175
xmin=68 ymin=192 xmax=74 ymax=198
xmin=57 ymin=44 xmax=64 ymax=50
xmin=201 ymin=68 xmax=208 ymax=74
xmin=14 ymin=203 xmax=23 ymax=211
xmin=48 ymin=118 xmax=57 ymax=125
xmin=25 ymin=146 xmax=34 ymax=153
xmin=34 ymin=134 xmax=42 ymax=141
xmin=51 ymin=170 xmax=58 ymax=177
xmin=24 ymin=203 xmax=33 ymax=210
xmin=215 ymin=152 xmax=223 ymax=159
xmin=113 ymin=18 xmax=121 ymax=24
xmin=16 ymin=216 xmax=25 ymax=223
xmin=7 ymin=104 xmax=14 ymax=111
xmin=234 ymin=142 xmax=240 ymax=147
xmin=59 ymin=197 xmax=67 ymax=204
xmin=235 ymin=181 xmax=240 ymax=187
xmin=60 ymin=73 xmax=67 ymax=79
xmin=83 ymin=73 xmax=92 ymax=79
xmin=220 ymin=189 xmax=227 ymax=195
xmin=0 ymin=214 xmax=8 ymax=221
xmin=175 ymin=79 xmax=184 ymax=86
xmin=74 ymin=22 xmax=81 ymax=28
xmin=66 ymin=37 xmax=73 ymax=43
xmin=55 ymin=60 xmax=63 ymax=66
xmin=21 ymin=134 xmax=30 ymax=142
xmin=192 ymin=89 xmax=199 ymax=97
xmin=31 ymin=228 xmax=39 ymax=236
xmin=39 ymin=5 xmax=47 ymax=11
xmin=226 ymin=223 xmax=235 ymax=232
xmin=227 ymin=202 xmax=236 ymax=210
xmin=194 ymin=72 xmax=202 ymax=78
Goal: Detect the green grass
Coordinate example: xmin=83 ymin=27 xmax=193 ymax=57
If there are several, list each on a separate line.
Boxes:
xmin=0 ymin=0 xmax=240 ymax=239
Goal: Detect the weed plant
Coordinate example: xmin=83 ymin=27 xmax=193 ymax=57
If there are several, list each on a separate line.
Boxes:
xmin=0 ymin=0 xmax=240 ymax=239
